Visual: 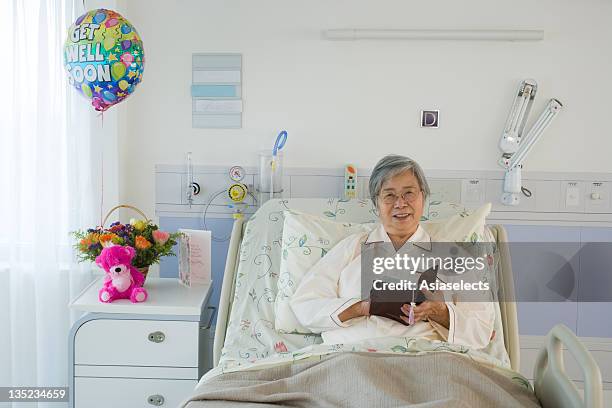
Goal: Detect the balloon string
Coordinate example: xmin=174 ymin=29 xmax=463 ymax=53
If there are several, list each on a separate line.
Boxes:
xmin=99 ymin=112 xmax=104 ymax=227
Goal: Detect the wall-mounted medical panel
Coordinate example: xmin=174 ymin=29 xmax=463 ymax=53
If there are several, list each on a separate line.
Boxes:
xmin=427 ymin=179 xmax=462 ymax=203
xmin=155 ymin=172 xmax=183 ymax=204
xmin=533 ymin=180 xmax=562 ymax=212
xmin=179 ymin=172 xmax=257 ymax=207
xmin=191 ymin=53 xmax=242 ymax=129
xmin=289 ymin=175 xmax=344 ymax=198
xmin=155 ymin=164 xmax=290 ymax=218
xmin=157 ymin=165 xmax=612 ymax=225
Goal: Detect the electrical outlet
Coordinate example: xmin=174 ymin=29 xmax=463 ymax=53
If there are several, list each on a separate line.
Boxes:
xmin=563 ymin=181 xmax=583 ymax=209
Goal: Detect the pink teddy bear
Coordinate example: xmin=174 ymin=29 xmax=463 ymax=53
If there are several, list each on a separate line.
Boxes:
xmin=95 ymin=245 xmax=148 ymax=303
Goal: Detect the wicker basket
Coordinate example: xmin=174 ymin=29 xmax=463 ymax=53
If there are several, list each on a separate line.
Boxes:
xmin=136 ymin=266 xmax=150 ymax=280
xmin=102 ymin=204 xmax=151 ymax=281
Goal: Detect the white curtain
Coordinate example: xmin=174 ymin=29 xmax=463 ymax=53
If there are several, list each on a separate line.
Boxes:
xmin=0 ymin=0 xmax=113 ymax=406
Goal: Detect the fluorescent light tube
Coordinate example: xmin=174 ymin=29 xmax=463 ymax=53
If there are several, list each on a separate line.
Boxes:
xmin=324 ymin=29 xmax=544 ymax=41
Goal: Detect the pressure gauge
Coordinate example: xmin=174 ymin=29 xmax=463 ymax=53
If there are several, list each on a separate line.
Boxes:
xmin=229 ymin=166 xmax=246 ymax=182
xmin=228 ymin=183 xmax=247 ymax=203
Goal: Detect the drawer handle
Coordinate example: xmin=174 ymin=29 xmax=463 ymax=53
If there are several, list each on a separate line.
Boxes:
xmin=147 ymin=394 xmax=165 ymax=406
xmin=148 ymin=331 xmax=165 ymax=343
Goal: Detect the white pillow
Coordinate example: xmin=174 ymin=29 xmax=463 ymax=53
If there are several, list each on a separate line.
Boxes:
xmin=424 ymin=203 xmax=510 ymax=366
xmin=422 ymin=202 xmax=492 ymax=242
xmin=274 ymin=210 xmax=376 ymax=334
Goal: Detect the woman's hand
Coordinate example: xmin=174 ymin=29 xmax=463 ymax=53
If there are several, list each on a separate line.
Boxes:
xmin=338 ymin=299 xmax=370 ymax=322
xmin=400 ymin=289 xmax=449 ymax=329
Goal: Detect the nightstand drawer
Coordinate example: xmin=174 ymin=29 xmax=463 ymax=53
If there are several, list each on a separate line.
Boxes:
xmin=75 ymin=377 xmax=197 ymax=408
xmin=74 ymin=319 xmax=199 ymax=367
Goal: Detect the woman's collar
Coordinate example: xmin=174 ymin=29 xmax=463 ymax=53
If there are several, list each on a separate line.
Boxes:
xmin=365 ymin=223 xmax=432 ymax=251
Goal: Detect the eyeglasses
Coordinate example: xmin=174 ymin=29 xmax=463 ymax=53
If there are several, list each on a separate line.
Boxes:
xmin=379 ymin=190 xmax=421 ymax=205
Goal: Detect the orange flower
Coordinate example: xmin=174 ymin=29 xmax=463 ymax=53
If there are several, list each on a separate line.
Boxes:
xmin=79 ymin=238 xmax=91 ymax=251
xmin=99 ymin=233 xmax=121 ymax=248
xmin=135 ymin=235 xmax=152 ymax=250
xmin=99 ymin=233 xmax=114 ymax=243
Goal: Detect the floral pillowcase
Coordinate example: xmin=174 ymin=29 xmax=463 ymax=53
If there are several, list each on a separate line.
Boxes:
xmin=275 ymin=211 xmax=377 ymax=334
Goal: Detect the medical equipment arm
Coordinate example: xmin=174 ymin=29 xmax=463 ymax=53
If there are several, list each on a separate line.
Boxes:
xmin=499 ymin=83 xmax=563 ymax=206
xmin=505 ymin=98 xmax=563 ymax=170
xmin=499 ymin=79 xmax=537 ymax=155
xmin=534 ymin=324 xmax=603 ymax=408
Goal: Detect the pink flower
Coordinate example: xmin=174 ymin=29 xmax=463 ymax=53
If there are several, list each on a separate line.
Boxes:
xmin=152 ymin=230 xmax=170 ymax=245
xmin=274 ymin=341 xmax=288 ymax=353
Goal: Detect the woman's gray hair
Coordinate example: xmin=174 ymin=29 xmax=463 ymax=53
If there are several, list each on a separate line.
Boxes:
xmin=369 ymin=155 xmax=430 ymax=208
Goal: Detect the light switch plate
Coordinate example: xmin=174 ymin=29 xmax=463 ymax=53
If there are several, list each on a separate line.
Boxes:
xmin=585 ymin=181 xmax=610 ymax=212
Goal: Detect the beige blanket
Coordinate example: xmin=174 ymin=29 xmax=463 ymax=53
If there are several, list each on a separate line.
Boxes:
xmin=182 ymin=352 xmax=541 ymax=408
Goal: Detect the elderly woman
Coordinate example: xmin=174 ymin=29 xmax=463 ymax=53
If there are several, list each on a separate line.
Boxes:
xmin=290 ymin=155 xmax=495 ymax=349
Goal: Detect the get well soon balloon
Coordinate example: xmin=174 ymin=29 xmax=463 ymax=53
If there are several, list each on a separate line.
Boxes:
xmin=64 ymin=9 xmax=144 ymax=112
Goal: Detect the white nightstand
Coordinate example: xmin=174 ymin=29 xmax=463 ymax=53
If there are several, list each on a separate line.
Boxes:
xmin=68 ymin=277 xmax=213 ymax=408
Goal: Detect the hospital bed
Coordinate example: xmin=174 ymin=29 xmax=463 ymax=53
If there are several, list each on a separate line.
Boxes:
xmin=184 ymin=198 xmax=603 ymax=408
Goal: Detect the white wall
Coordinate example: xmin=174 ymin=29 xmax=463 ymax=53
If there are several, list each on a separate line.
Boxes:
xmin=115 ymin=0 xmax=612 ymax=218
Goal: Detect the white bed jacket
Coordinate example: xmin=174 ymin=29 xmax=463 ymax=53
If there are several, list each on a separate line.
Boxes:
xmin=290 ymin=223 xmax=495 ymax=349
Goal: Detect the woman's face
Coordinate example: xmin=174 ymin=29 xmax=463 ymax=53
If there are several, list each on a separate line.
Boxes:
xmin=377 ymin=170 xmax=424 ymax=239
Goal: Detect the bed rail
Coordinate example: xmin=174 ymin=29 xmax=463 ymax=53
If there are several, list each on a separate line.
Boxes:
xmin=534 ymin=324 xmax=603 ymax=408
xmin=489 ymin=224 xmax=521 ymax=371
xmin=213 ymin=218 xmax=244 ymax=366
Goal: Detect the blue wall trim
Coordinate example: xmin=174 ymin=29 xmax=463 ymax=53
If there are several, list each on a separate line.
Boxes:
xmin=190 ymin=85 xmax=236 ymax=97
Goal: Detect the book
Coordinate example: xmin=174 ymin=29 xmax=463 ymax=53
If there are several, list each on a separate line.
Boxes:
xmin=368 ymin=267 xmax=438 ymax=325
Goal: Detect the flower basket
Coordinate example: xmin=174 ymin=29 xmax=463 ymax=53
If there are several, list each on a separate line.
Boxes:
xmin=137 ymin=266 xmax=150 ymax=280
xmin=72 ymin=204 xmax=181 ymax=282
